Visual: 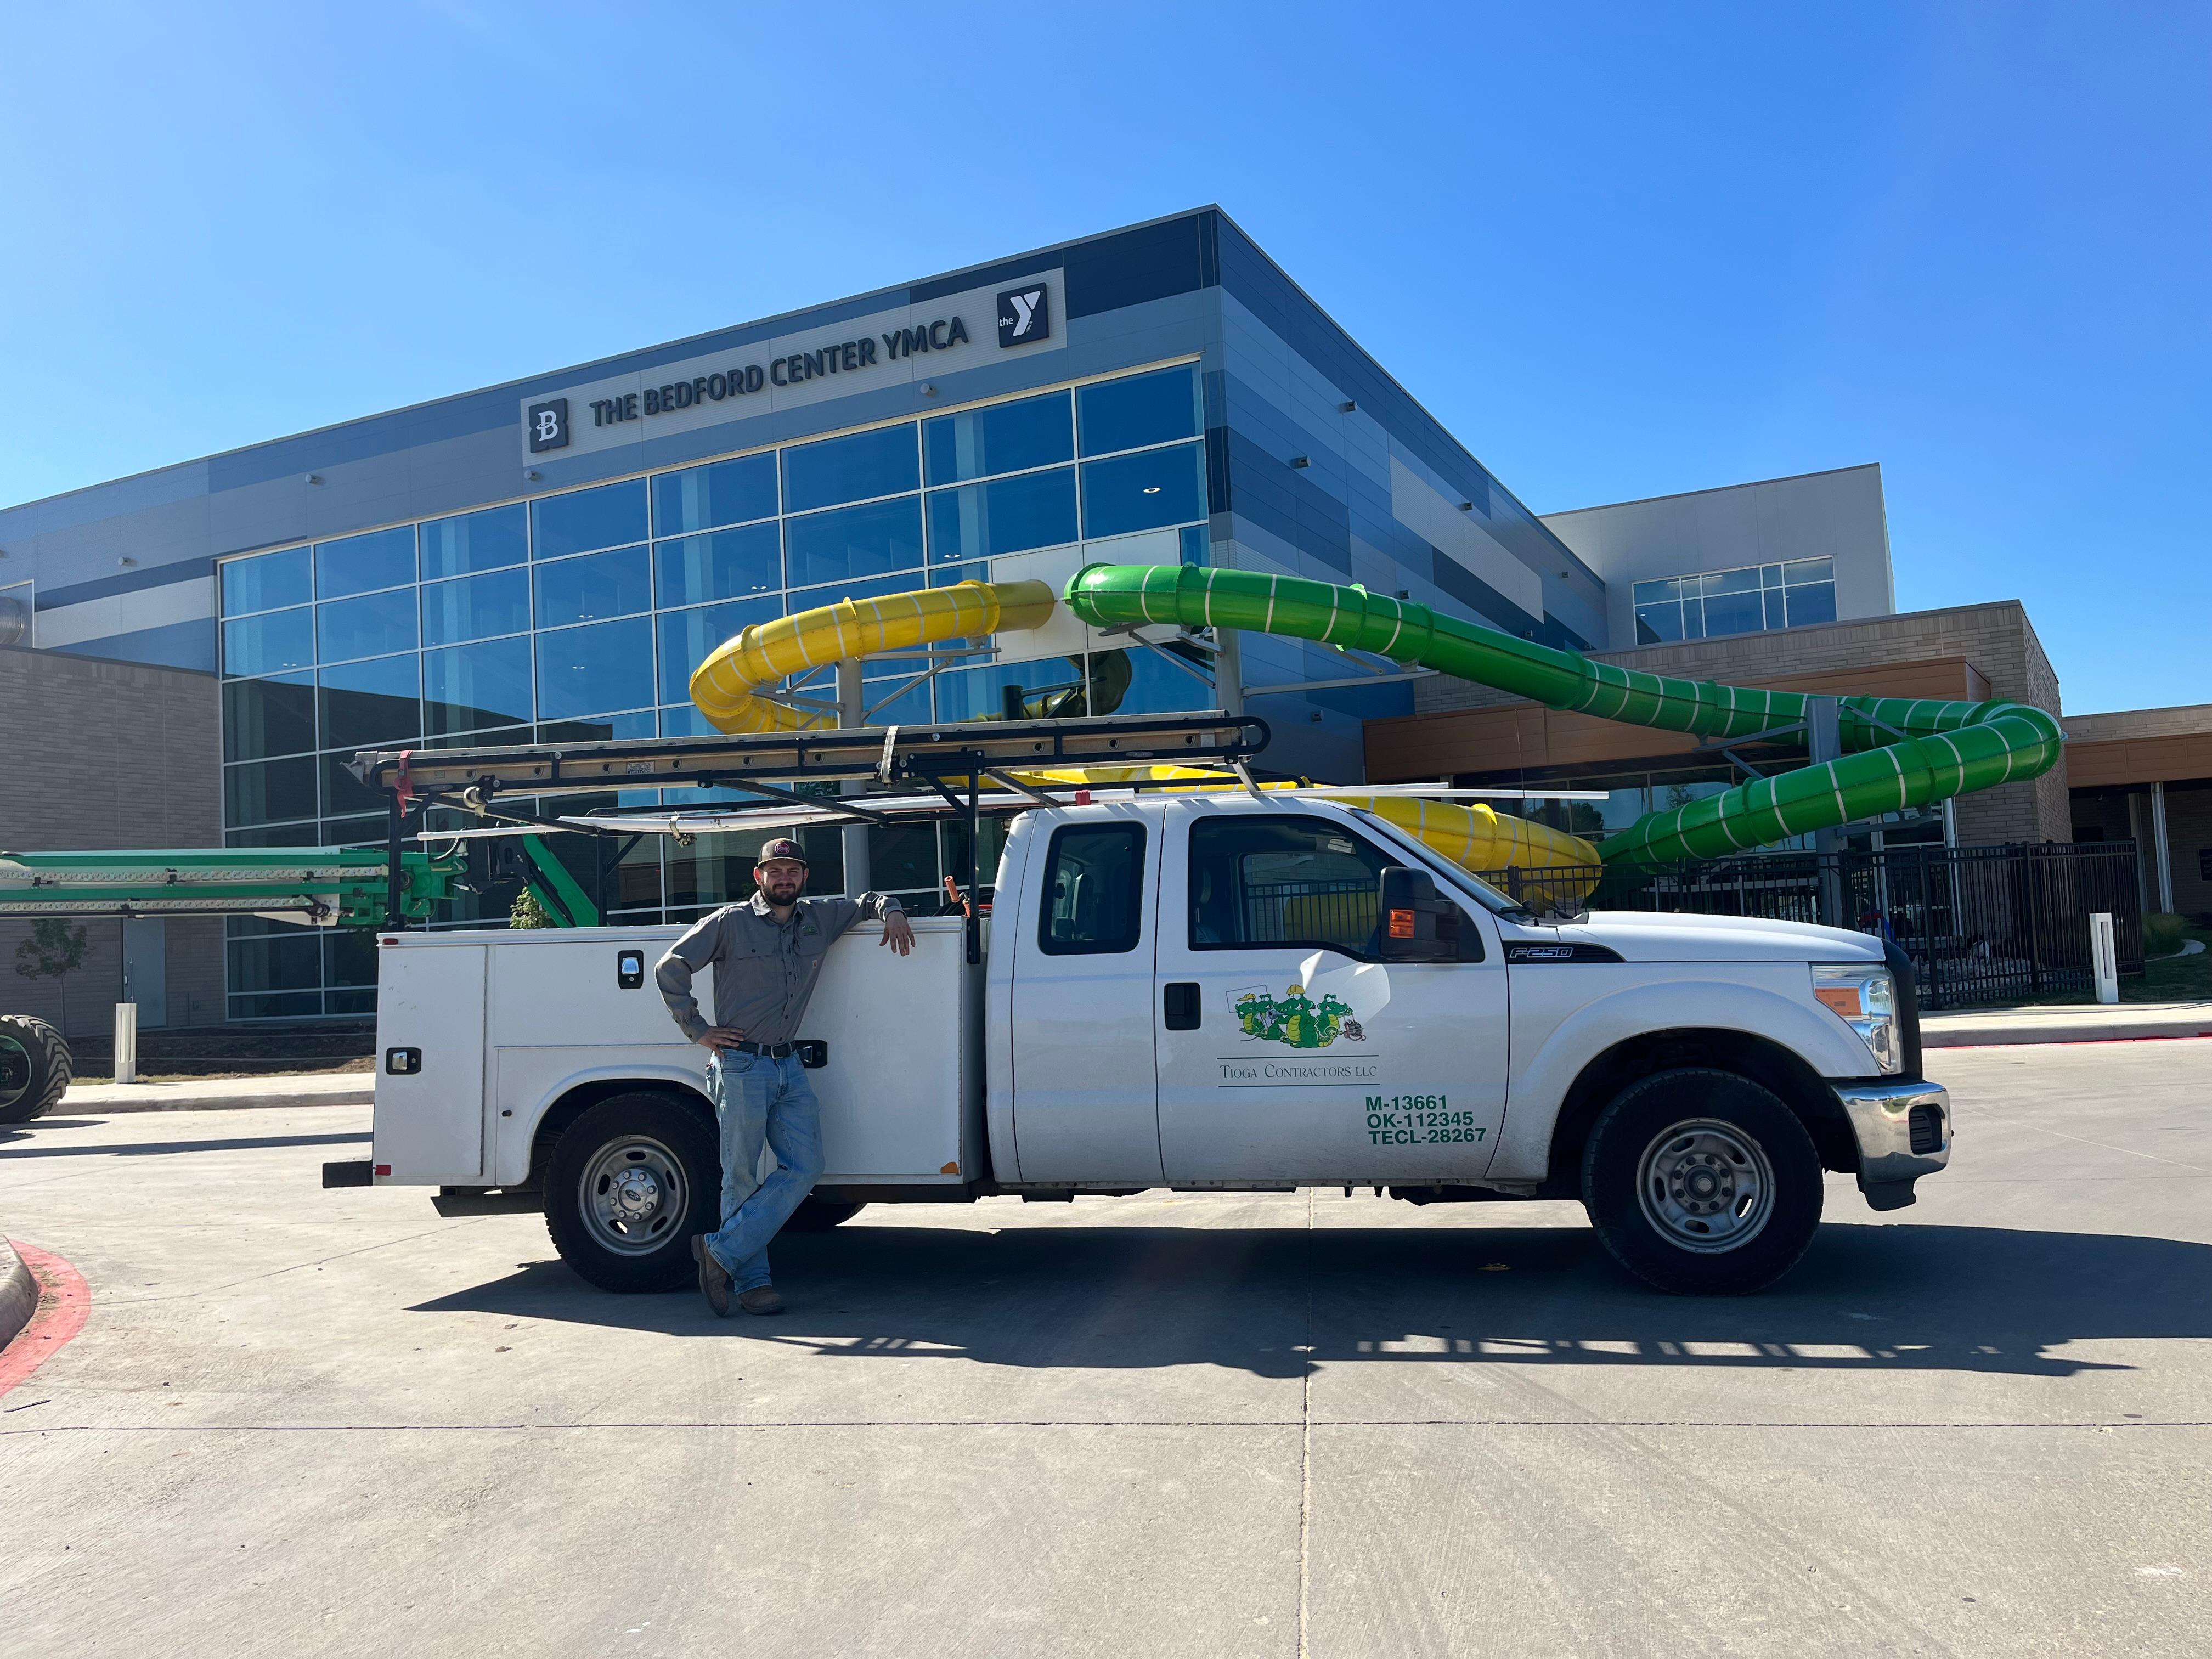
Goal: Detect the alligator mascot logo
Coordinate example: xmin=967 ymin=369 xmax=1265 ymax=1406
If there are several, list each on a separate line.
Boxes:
xmin=1232 ymin=983 xmax=1364 ymax=1049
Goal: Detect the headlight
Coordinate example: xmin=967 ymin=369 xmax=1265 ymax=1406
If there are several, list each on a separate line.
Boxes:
xmin=1813 ymin=964 xmax=1900 ymax=1075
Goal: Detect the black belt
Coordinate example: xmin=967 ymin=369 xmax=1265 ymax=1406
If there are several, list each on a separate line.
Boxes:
xmin=731 ymin=1040 xmax=797 ymax=1059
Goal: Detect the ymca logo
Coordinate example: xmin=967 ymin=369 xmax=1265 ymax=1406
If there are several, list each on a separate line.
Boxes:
xmin=996 ymin=284 xmax=1050 ymax=347
xmin=527 ymin=398 xmax=571 ymax=453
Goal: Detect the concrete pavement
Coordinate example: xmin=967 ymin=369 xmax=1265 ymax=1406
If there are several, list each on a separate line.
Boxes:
xmin=1 ymin=1046 xmax=2207 ymax=1656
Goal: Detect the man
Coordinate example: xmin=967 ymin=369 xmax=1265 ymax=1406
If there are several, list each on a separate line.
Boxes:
xmin=656 ymin=837 xmax=915 ymax=1317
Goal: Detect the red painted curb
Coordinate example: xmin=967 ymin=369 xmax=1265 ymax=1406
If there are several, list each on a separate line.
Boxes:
xmin=0 ymin=1242 xmax=90 ymax=1401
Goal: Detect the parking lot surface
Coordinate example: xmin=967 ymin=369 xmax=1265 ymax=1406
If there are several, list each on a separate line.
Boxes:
xmin=2 ymin=1041 xmax=2207 ymax=1657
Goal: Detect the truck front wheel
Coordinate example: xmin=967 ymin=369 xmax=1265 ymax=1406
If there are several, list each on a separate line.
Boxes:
xmin=544 ymin=1093 xmax=720 ymax=1293
xmin=1582 ymin=1068 xmax=1822 ymax=1295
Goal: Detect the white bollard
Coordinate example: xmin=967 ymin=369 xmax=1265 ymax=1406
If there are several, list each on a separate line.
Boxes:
xmin=114 ymin=1001 xmax=139 ymax=1085
xmin=2090 ymin=912 xmax=2119 ymax=1005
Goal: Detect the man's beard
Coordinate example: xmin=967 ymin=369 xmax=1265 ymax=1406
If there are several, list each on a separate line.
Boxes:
xmin=762 ymin=880 xmax=802 ymax=903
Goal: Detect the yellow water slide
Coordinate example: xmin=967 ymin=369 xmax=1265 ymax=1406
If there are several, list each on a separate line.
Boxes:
xmin=688 ymin=578 xmax=1602 ymax=886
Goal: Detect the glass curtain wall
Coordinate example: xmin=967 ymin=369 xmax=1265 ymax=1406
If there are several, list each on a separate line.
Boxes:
xmin=217 ymin=364 xmax=1211 ymax=1018
xmin=1632 ymin=558 xmax=1838 ymax=645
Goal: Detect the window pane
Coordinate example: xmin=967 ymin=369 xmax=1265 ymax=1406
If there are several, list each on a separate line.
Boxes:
xmin=314 ymin=527 xmax=416 ymax=599
xmin=929 ymin=560 xmax=989 ymax=588
xmin=1701 ymin=586 xmax=1764 ymax=637
xmin=534 ymin=618 xmax=653 ymax=719
xmin=421 ymin=567 xmax=529 ymax=646
xmin=1630 ymin=578 xmax=1681 ymax=605
xmin=538 ymin=712 xmax=657 ymax=743
xmin=1633 ymin=603 xmax=1680 ymax=646
xmin=223 ymin=608 xmax=314 ymax=677
xmin=420 ymin=505 xmax=527 ymax=579
xmin=926 ymin=468 xmax=1078 ymax=563
xmin=783 ymin=495 xmax=924 ymax=588
xmin=1188 ymin=814 xmax=1391 ymax=956
xmin=532 ymin=479 xmax=648 ymax=559
xmin=665 ymin=834 xmax=766 ymax=910
xmin=859 ymin=677 xmax=934 ymax=726
xmin=924 ymin=392 xmax=1074 ymax=485
xmin=1039 ymin=823 xmax=1147 ymax=955
xmin=654 ymin=523 xmax=781 ymax=608
xmin=1077 ymin=366 xmax=1199 ymax=456
xmin=660 ymin=704 xmax=716 ymax=737
xmin=424 ymin=636 xmax=533 ymax=736
xmin=657 ymin=597 xmax=780 ymax=706
xmin=225 ymin=822 xmax=321 ymax=848
xmin=421 ymin=723 xmax=529 ymax=749
xmin=228 ymin=924 xmax=323 ymax=993
xmin=223 ymin=672 xmax=316 ymax=761
xmin=221 ymin=547 xmax=310 ymax=615
xmin=1080 ymin=442 xmax=1205 ymax=538
xmin=1785 ymin=583 xmax=1837 ymax=627
xmin=317 ymin=588 xmax=417 ymax=662
xmin=1783 ymin=557 xmax=1835 ymax=585
xmin=934 ymin=656 xmax=1105 ymax=723
xmin=223 ymin=757 xmax=317 ymax=827
xmin=319 ymin=654 xmax=420 ymax=750
xmin=1764 ymin=589 xmax=1789 ymax=631
xmin=653 ymin=453 xmax=777 ymax=534
xmin=1760 ymin=564 xmax=1784 ymax=588
xmin=1108 ymin=646 xmax=1208 ymax=718
xmin=1679 ymin=600 xmax=1706 ymax=640
xmin=780 ymin=424 xmax=918 ymax=513
xmin=1701 ymin=566 xmax=1760 ymax=596
xmin=534 ymin=545 xmax=652 ymax=628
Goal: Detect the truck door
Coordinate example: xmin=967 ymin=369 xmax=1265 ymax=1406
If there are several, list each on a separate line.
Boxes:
xmin=1154 ymin=804 xmax=1508 ymax=1183
xmin=1006 ymin=808 xmax=1164 ymax=1184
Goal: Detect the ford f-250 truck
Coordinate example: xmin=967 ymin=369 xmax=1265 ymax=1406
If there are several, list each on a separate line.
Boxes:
xmin=325 ymin=789 xmax=1949 ymax=1296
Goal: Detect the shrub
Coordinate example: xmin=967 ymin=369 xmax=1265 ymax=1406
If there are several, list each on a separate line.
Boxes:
xmin=2144 ymin=911 xmax=2189 ymax=956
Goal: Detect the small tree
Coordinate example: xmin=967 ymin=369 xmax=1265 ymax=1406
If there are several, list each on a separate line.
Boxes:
xmin=509 ymin=888 xmax=558 ymax=930
xmin=15 ymin=919 xmax=91 ymax=1030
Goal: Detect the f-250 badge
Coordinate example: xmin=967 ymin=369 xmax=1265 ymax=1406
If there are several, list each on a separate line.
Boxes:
xmin=1232 ymin=983 xmax=1364 ymax=1049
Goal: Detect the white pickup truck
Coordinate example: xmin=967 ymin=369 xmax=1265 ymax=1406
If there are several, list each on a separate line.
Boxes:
xmin=325 ymin=792 xmax=1950 ymax=1296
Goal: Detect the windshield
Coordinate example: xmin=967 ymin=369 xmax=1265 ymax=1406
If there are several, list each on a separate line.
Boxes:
xmin=1346 ymin=807 xmax=1534 ymax=918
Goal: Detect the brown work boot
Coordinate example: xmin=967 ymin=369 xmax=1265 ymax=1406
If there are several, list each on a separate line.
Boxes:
xmin=735 ymin=1284 xmax=786 ymax=1316
xmin=691 ymin=1235 xmax=732 ymax=1318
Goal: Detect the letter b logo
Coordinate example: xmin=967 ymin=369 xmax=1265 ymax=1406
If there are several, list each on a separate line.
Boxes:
xmin=527 ymin=398 xmax=571 ymax=453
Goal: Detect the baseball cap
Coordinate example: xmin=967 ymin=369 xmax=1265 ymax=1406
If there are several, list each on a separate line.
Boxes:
xmin=757 ymin=837 xmax=808 ymax=866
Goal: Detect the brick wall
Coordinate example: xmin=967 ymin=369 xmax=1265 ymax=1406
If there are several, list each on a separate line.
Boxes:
xmin=0 ymin=645 xmax=224 ymax=1035
xmin=1386 ymin=600 xmax=2072 ymax=844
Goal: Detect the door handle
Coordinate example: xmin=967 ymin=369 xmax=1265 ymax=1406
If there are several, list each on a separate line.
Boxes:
xmin=1163 ymin=982 xmax=1200 ymax=1030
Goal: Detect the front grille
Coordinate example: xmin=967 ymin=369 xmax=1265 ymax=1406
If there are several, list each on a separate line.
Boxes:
xmin=1908 ymin=1103 xmax=1944 ymax=1155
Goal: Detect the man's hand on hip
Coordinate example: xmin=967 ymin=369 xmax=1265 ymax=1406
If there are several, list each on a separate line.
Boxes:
xmin=699 ymin=1026 xmax=748 ymax=1051
xmin=881 ymin=912 xmax=916 ymax=956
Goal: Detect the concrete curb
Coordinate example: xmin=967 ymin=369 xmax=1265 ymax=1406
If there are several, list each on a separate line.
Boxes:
xmin=57 ymin=1081 xmax=372 ymax=1116
xmin=1925 ymin=1019 xmax=2212 ymax=1049
xmin=0 ymin=1238 xmax=37 ymax=1356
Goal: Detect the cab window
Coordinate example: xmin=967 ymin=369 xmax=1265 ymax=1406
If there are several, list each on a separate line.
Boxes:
xmin=1038 ymin=822 xmax=1147 ymax=955
xmin=1188 ymin=815 xmax=1393 ymax=957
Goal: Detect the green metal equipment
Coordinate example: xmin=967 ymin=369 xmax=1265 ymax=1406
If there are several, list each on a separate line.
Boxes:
xmin=0 ymin=847 xmax=467 ymax=928
xmin=1065 ymin=563 xmax=2066 ymax=864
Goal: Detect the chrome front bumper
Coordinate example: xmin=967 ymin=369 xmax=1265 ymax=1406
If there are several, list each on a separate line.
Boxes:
xmin=1833 ymin=1079 xmax=1952 ymax=1211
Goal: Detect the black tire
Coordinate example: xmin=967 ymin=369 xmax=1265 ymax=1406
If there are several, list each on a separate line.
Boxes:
xmin=1581 ymin=1068 xmax=1822 ymax=1295
xmin=0 ymin=1015 xmax=71 ymax=1125
xmin=781 ymin=1197 xmax=865 ymax=1232
xmin=544 ymin=1093 xmax=720 ymax=1293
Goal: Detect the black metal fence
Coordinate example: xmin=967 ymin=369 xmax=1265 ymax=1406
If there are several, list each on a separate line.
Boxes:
xmin=1492 ymin=842 xmax=2144 ymax=1010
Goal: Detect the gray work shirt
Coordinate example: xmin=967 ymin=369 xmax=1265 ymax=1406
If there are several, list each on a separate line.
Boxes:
xmin=656 ymin=890 xmax=904 ymax=1046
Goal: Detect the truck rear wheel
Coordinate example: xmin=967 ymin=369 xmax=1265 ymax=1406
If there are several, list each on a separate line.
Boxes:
xmin=1582 ymin=1068 xmax=1822 ymax=1295
xmin=0 ymin=1015 xmax=71 ymax=1125
xmin=544 ymin=1093 xmax=719 ymax=1293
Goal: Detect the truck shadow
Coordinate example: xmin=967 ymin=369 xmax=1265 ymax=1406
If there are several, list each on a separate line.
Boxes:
xmin=410 ymin=1216 xmax=2212 ymax=1381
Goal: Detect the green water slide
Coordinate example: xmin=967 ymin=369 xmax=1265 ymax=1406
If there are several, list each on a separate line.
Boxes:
xmin=1064 ymin=563 xmax=2064 ymax=865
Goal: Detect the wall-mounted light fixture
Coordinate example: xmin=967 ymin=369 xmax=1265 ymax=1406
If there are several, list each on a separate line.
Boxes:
xmin=918 ymin=383 xmax=938 ymax=397
xmin=1458 ymin=500 xmax=1474 ymax=511
xmin=1339 ymin=400 xmax=1357 ymax=413
xmin=524 ymin=469 xmax=542 ymax=482
xmin=304 ymin=473 xmax=323 ymax=486
xmin=1290 ymin=455 xmax=1310 ymax=469
xmin=119 ymin=556 xmax=137 ymax=567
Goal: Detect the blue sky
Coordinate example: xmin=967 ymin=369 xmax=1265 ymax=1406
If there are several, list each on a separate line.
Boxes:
xmin=2 ymin=3 xmax=2204 ymax=712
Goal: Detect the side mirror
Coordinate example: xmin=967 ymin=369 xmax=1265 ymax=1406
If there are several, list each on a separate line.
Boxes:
xmin=1380 ymin=867 xmax=1456 ymax=963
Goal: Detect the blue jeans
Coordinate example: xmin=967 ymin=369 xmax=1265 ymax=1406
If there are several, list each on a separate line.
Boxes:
xmin=703 ymin=1051 xmax=825 ymax=1290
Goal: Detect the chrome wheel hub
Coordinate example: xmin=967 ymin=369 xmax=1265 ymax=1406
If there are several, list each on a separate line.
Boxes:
xmin=578 ymin=1135 xmax=689 ymax=1257
xmin=1636 ymin=1118 xmax=1775 ymax=1254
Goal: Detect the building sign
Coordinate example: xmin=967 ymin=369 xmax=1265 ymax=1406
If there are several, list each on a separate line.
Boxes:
xmin=527 ymin=398 xmax=570 ymax=453
xmin=518 ymin=270 xmax=1063 ymax=462
xmin=998 ymin=284 xmax=1049 ymax=347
